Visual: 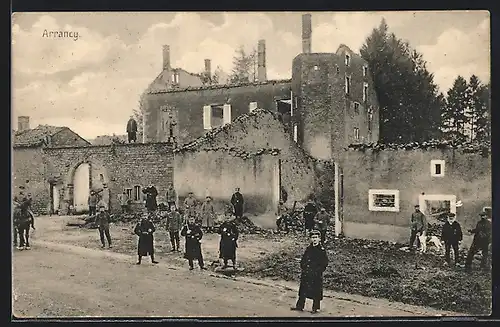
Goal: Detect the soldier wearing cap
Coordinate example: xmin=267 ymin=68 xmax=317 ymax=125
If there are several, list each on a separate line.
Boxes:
xmin=88 ymin=190 xmax=98 ymax=216
xmin=134 ymin=213 xmax=159 ymax=264
xmin=441 ymin=212 xmax=463 ymax=266
xmin=410 ymin=204 xmax=427 ymax=250
xmin=465 ymin=212 xmax=491 ymax=271
xmin=313 ymin=207 xmax=330 ymax=244
xmin=291 ymin=230 xmax=329 ymax=314
xmin=95 ymin=205 xmax=112 ymax=248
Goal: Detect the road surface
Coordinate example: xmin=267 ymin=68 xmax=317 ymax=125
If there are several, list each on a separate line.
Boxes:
xmin=12 ymin=217 xmax=460 ymax=318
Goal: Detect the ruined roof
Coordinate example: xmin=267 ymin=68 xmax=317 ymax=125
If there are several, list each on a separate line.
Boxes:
xmin=13 ymin=125 xmax=66 ymax=147
xmin=174 ymin=146 xmax=281 ymax=159
xmin=147 ymin=78 xmax=292 ymax=95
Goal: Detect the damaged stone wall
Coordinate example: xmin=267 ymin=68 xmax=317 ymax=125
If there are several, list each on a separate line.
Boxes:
xmin=174 ymin=148 xmax=280 ymax=214
xmin=341 ymin=148 xmax=491 ymax=242
xmin=43 ymin=142 xmax=174 ymax=214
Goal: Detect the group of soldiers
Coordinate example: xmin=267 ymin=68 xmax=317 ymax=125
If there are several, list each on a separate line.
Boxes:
xmin=409 ymin=204 xmax=492 ymax=271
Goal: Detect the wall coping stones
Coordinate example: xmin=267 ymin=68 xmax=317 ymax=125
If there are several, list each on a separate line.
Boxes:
xmin=345 ymin=140 xmax=491 ymax=154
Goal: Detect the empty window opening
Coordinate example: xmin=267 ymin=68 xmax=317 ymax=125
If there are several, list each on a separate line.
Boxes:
xmin=363 ymin=65 xmax=368 ymax=77
xmin=276 ymin=99 xmax=292 ymax=116
xmin=369 ymin=189 xmax=400 ymax=212
xmin=345 ymin=54 xmax=350 ymax=67
xmin=363 ymin=82 xmax=369 ymax=102
xmin=133 ymin=185 xmax=141 ymax=201
xmin=354 ymin=127 xmax=360 ymax=141
xmin=336 ymin=65 xmax=340 ymax=74
xmin=171 ymin=72 xmax=180 ymax=84
xmin=354 ymin=102 xmax=360 ymax=115
xmin=125 ymin=188 xmax=133 ymax=200
xmin=430 ymin=160 xmax=445 ymax=177
xmin=203 ymin=104 xmax=232 ymax=130
xmin=368 ymin=106 xmax=374 ymax=131
xmin=345 ymin=75 xmax=351 ymax=95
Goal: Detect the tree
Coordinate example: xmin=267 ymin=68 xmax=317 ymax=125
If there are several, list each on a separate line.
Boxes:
xmin=229 ymin=46 xmax=257 ymax=84
xmin=360 ymin=19 xmax=444 ymax=143
xmin=474 ymin=82 xmax=491 ymax=143
xmin=441 ymin=76 xmax=468 ymax=143
xmin=465 ymin=75 xmax=483 ymax=141
xmin=200 ymin=65 xmax=225 ymax=86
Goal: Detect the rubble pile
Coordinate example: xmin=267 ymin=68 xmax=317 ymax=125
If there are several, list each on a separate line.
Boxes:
xmin=223 ymin=216 xmax=271 ymax=235
xmin=346 ymin=139 xmax=491 ymax=154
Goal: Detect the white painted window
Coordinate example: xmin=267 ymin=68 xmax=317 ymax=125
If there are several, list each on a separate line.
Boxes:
xmin=133 ymin=185 xmax=142 ymax=201
xmin=430 ymin=159 xmax=446 ymax=177
xmin=345 ymin=54 xmax=350 ymax=67
xmin=363 ymin=65 xmax=368 ymax=77
xmin=353 ymin=127 xmax=360 ymax=141
xmin=354 ymin=102 xmax=360 ymax=114
xmin=363 ymin=82 xmax=369 ymax=102
xmin=419 ymin=194 xmax=457 ymax=218
xmin=223 ymin=104 xmax=232 ymax=125
xmin=249 ymin=102 xmax=258 ymax=113
xmin=345 ymin=75 xmax=351 ymax=95
xmin=203 ymin=105 xmax=212 ymax=130
xmin=293 ymin=124 xmax=298 ymax=142
xmin=171 ymin=72 xmax=179 ymax=84
xmin=368 ymin=189 xmax=400 ymax=212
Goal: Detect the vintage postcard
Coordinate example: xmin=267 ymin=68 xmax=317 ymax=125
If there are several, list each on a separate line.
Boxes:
xmin=11 ymin=11 xmax=491 ymax=318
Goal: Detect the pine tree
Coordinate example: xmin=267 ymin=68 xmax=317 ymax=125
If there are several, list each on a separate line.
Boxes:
xmin=229 ymin=46 xmax=256 ymax=84
xmin=474 ymin=82 xmax=491 ymax=143
xmin=465 ymin=75 xmax=483 ymax=141
xmin=441 ymin=76 xmax=468 ymax=143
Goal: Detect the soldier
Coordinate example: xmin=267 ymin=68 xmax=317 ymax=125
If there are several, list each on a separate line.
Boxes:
xmin=165 ymin=183 xmax=177 ymax=211
xmin=143 ymin=182 xmax=159 ymax=213
xmin=313 ymin=207 xmax=330 ymax=244
xmin=117 ymin=191 xmax=129 ymax=214
xmin=441 ymin=212 xmax=463 ymax=266
xmin=166 ymin=204 xmax=183 ymax=252
xmin=218 ymin=215 xmax=239 ymax=268
xmin=88 ymin=190 xmax=98 ymax=216
xmin=98 ymin=184 xmax=111 ymax=212
xmin=303 ymin=198 xmax=318 ymax=235
xmin=17 ymin=197 xmax=33 ymax=250
xmin=276 ymin=201 xmax=289 ymax=233
xmin=201 ymin=196 xmax=216 ymax=232
xmin=95 ymin=205 xmax=112 ymax=248
xmin=290 ymin=230 xmax=329 ymax=314
xmin=410 ymin=204 xmax=427 ymax=250
xmin=134 ymin=214 xmax=159 ymax=265
xmin=183 ymin=192 xmax=198 ymax=221
xmin=465 ymin=212 xmax=492 ymax=271
xmin=180 ymin=216 xmax=206 ymax=270
xmin=230 ymin=187 xmax=244 ymax=220
xmin=126 ymin=115 xmax=138 ymax=143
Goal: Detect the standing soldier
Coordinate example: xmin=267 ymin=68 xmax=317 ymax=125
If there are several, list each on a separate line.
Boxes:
xmin=409 ymin=204 xmax=427 ymax=251
xmin=313 ymin=207 xmax=330 ymax=244
xmin=118 ymin=191 xmax=129 ymax=214
xmin=290 ymin=230 xmax=329 ymax=314
xmin=98 ymin=183 xmax=111 ymax=212
xmin=134 ymin=214 xmax=159 ymax=265
xmin=230 ymin=187 xmax=244 ymax=220
xmin=218 ymin=215 xmax=239 ymax=268
xmin=201 ymin=196 xmax=216 ymax=232
xmin=465 ymin=212 xmax=492 ymax=271
xmin=165 ymin=182 xmax=177 ymax=211
xmin=180 ymin=216 xmax=206 ymax=270
xmin=183 ymin=192 xmax=198 ymax=222
xmin=166 ymin=204 xmax=183 ymax=252
xmin=441 ymin=213 xmax=463 ymax=267
xmin=126 ymin=115 xmax=138 ymax=143
xmin=95 ymin=205 xmax=112 ymax=248
xmin=303 ymin=198 xmax=318 ymax=235
xmin=88 ymin=190 xmax=98 ymax=216
xmin=143 ymin=182 xmax=159 ymax=213
xmin=17 ymin=196 xmax=33 ymax=250
xmin=276 ymin=201 xmax=289 ymax=233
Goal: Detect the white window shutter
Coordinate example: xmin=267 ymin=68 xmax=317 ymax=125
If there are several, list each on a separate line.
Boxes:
xmin=203 ymin=105 xmax=212 ymax=130
xmin=223 ymin=104 xmax=232 ymax=125
xmin=249 ymin=102 xmax=258 ymax=113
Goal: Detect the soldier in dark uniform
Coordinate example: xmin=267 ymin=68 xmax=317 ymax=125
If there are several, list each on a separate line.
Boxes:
xmin=465 ymin=212 xmax=492 ymax=271
xmin=95 ymin=205 xmax=112 ymax=248
xmin=290 ymin=230 xmax=329 ymax=314
xmin=16 ymin=189 xmax=33 ymax=250
xmin=166 ymin=204 xmax=183 ymax=252
xmin=218 ymin=215 xmax=239 ymax=268
xmin=134 ymin=214 xmax=158 ymax=265
xmin=180 ymin=216 xmax=206 ymax=270
xmin=303 ymin=198 xmax=318 ymax=235
xmin=142 ymin=182 xmax=158 ymax=213
xmin=313 ymin=208 xmax=330 ymax=244
xmin=441 ymin=212 xmax=462 ymax=266
xmin=126 ymin=115 xmax=138 ymax=143
xmin=230 ymin=187 xmax=244 ymax=220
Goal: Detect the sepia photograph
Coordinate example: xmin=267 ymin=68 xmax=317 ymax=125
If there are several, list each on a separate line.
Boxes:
xmin=11 ymin=11 xmax=491 ymax=318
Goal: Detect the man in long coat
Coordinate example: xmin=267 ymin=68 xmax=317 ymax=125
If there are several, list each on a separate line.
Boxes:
xmin=290 ymin=230 xmax=329 ymax=314
xmin=201 ymin=196 xmax=216 ymax=232
xmin=465 ymin=212 xmax=492 ymax=271
xmin=134 ymin=214 xmax=158 ymax=264
xmin=230 ymin=187 xmax=244 ymax=220
xmin=303 ymin=198 xmax=318 ymax=234
xmin=126 ymin=115 xmax=138 ymax=143
xmin=180 ymin=216 xmax=206 ymax=270
xmin=441 ymin=212 xmax=463 ymax=266
xmin=143 ymin=182 xmax=158 ymax=213
xmin=218 ymin=215 xmax=239 ymax=268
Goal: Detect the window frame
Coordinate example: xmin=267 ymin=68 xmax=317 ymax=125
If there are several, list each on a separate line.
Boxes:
xmin=125 ymin=188 xmax=133 ymax=200
xmin=430 ymin=159 xmax=446 ymax=177
xmin=368 ymin=189 xmax=400 ymax=212
xmin=345 ymin=54 xmax=350 ymax=67
xmin=353 ymin=127 xmax=360 ymax=141
xmin=345 ymin=75 xmax=351 ymax=95
xmin=133 ymin=185 xmax=142 ymax=202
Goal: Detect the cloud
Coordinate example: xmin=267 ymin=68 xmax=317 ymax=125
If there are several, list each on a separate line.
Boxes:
xmin=418 ymin=18 xmax=490 ymax=91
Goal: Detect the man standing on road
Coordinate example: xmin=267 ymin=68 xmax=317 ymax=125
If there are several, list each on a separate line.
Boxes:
xmin=303 ymin=198 xmax=318 ymax=235
xmin=465 ymin=212 xmax=491 ymax=271
xmin=201 ymin=196 xmax=216 ymax=232
xmin=181 ymin=216 xmax=206 ymax=270
xmin=313 ymin=207 xmax=330 ymax=244
xmin=231 ymin=187 xmax=244 ymax=220
xmin=441 ymin=213 xmax=463 ymax=267
xmin=218 ymin=215 xmax=239 ymax=269
xmin=410 ymin=204 xmax=427 ymax=251
xmin=166 ymin=204 xmax=183 ymax=252
xmin=134 ymin=214 xmax=159 ymax=265
xmin=290 ymin=230 xmax=329 ymax=314
xmin=95 ymin=205 xmax=112 ymax=249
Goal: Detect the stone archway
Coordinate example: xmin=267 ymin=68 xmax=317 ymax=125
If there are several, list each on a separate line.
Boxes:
xmin=73 ymin=162 xmax=90 ymax=213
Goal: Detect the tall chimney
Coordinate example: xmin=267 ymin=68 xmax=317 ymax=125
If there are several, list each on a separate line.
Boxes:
xmin=204 ymin=59 xmax=211 ymax=79
xmin=18 ymin=116 xmax=30 ymax=132
xmin=162 ymin=45 xmax=171 ymax=70
xmin=302 ymin=14 xmax=312 ymax=54
xmin=257 ymin=39 xmax=267 ymax=82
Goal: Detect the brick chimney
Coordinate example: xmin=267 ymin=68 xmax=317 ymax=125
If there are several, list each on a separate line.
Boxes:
xmin=257 ymin=39 xmax=267 ymax=82
xmin=18 ymin=116 xmax=30 ymax=132
xmin=204 ymin=59 xmax=211 ymax=79
xmin=162 ymin=45 xmax=171 ymax=70
xmin=302 ymin=14 xmax=312 ymax=54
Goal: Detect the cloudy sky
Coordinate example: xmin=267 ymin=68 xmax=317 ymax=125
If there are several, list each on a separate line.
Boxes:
xmin=12 ymin=11 xmax=490 ymax=139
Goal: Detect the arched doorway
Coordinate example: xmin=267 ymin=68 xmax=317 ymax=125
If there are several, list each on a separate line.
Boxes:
xmin=73 ymin=163 xmax=90 ymax=213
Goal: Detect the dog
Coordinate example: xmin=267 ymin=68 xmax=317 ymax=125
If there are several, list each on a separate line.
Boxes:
xmin=417 ymin=233 xmax=444 ymax=253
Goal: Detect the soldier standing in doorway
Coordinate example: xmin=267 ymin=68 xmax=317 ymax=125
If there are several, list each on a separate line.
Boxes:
xmin=230 ymin=187 xmax=244 ymax=221
xmin=126 ymin=115 xmax=138 ymax=143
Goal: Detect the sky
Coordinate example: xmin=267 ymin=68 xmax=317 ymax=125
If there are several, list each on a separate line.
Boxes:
xmin=11 ymin=11 xmax=490 ymax=139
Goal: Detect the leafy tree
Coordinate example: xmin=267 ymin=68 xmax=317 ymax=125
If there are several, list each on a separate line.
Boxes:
xmin=360 ymin=19 xmax=444 ymax=143
xmin=229 ymin=46 xmax=257 ymax=84
xmin=441 ymin=76 xmax=468 ymax=143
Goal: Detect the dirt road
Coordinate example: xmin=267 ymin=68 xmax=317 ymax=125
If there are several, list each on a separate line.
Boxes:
xmin=12 ymin=216 xmax=460 ymax=318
